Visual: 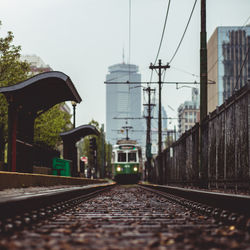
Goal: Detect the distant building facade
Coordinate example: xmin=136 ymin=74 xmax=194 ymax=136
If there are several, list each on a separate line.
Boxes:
xmin=178 ymin=88 xmax=200 ymax=135
xmin=106 ymin=63 xmax=143 ymax=145
xmin=207 ymin=26 xmax=250 ymax=112
xmin=21 ymin=54 xmax=52 ymax=75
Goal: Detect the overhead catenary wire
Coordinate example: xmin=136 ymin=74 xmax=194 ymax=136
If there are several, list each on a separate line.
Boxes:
xmin=105 ymin=81 xmax=199 ymax=85
xmin=168 ymin=0 xmax=198 ymax=65
xmin=128 ymin=0 xmax=131 ymax=66
xmin=154 ymin=0 xmax=171 ymax=66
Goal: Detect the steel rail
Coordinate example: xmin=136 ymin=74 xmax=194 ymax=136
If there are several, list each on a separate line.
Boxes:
xmin=0 ymin=183 xmax=115 ymax=220
xmin=139 ymin=183 xmax=250 ymax=216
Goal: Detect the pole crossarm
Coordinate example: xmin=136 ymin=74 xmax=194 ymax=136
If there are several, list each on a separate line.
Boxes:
xmin=113 ymin=117 xmax=182 ymax=120
xmin=105 ymin=81 xmax=201 ymax=84
xmin=149 ymin=59 xmax=170 ymax=155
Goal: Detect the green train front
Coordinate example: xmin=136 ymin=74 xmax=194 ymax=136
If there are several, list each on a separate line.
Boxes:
xmin=112 ymin=142 xmax=142 ymax=183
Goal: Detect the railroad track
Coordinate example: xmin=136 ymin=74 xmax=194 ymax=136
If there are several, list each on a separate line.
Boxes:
xmin=139 ymin=183 xmax=250 ymax=226
xmin=1 ymin=184 xmax=250 ymax=249
xmin=0 ymin=183 xmax=114 ymax=234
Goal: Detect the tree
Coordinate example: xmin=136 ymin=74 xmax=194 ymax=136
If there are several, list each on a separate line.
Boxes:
xmin=0 ymin=21 xmax=72 ymax=162
xmin=34 ymin=104 xmax=72 ymax=148
xmin=78 ymin=119 xmax=112 ymax=178
xmin=0 ymin=21 xmax=30 ymax=161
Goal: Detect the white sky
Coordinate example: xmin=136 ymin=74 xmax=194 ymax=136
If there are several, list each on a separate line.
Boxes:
xmin=1 ymin=0 xmax=249 ymax=131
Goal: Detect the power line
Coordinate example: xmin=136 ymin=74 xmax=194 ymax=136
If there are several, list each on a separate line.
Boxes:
xmin=105 ymin=81 xmax=200 ymax=85
xmin=243 ymin=15 xmax=250 ymax=27
xmin=171 ymin=66 xmax=199 ymax=78
xmin=154 ymin=0 xmax=171 ymax=65
xmin=168 ymin=0 xmax=198 ymax=64
xmin=128 ymin=0 xmax=131 ymax=65
xmin=113 ymin=117 xmax=182 ymax=120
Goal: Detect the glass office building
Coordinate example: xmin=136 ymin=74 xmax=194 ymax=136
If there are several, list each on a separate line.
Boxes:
xmin=207 ymin=26 xmax=250 ymax=112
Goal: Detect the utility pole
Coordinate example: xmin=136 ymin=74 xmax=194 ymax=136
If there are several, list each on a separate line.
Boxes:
xmin=149 ymin=59 xmax=170 ymax=155
xmin=143 ymin=86 xmax=155 ymax=181
xmin=200 ymin=0 xmax=208 ymax=121
xmin=200 ymin=0 xmax=208 ymax=186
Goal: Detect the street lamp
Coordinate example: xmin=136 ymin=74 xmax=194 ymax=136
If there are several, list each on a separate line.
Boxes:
xmin=71 ymin=101 xmax=76 ymax=128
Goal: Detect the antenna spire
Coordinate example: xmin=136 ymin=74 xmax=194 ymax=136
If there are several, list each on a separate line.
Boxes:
xmin=122 ymin=47 xmax=125 ymax=64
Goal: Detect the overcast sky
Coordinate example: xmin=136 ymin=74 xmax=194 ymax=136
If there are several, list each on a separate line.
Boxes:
xmin=1 ymin=0 xmax=249 ymax=131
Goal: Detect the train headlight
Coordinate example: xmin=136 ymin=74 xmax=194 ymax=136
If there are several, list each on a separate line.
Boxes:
xmin=133 ymin=167 xmax=138 ymax=172
xmin=117 ymin=166 xmax=122 ymax=172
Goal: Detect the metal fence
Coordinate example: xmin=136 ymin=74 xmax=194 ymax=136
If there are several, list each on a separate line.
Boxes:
xmin=33 ymin=142 xmax=60 ymax=169
xmin=152 ymin=83 xmax=250 ymax=191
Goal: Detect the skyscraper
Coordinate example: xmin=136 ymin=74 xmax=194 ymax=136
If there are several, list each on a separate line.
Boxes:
xmin=106 ymin=62 xmax=142 ymax=145
xmin=207 ymin=26 xmax=250 ymax=112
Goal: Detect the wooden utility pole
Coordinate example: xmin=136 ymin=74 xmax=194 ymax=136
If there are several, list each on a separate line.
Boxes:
xmin=200 ymin=0 xmax=208 ymax=121
xmin=143 ymin=86 xmax=155 ymax=181
xmin=200 ymin=0 xmax=208 ymax=185
xmin=149 ymin=59 xmax=170 ymax=155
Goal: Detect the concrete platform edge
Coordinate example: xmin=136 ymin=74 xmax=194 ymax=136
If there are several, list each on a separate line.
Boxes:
xmin=0 ymin=171 xmax=107 ymax=190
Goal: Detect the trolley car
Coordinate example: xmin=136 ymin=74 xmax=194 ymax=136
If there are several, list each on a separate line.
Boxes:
xmin=112 ymin=139 xmax=142 ymax=184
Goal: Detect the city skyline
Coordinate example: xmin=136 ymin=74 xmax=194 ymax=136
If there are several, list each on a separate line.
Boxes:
xmin=0 ymin=0 xmax=249 ymax=131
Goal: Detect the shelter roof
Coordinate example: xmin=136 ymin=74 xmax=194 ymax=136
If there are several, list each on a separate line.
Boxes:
xmin=60 ymin=125 xmax=100 ymax=143
xmin=0 ymin=71 xmax=81 ymax=115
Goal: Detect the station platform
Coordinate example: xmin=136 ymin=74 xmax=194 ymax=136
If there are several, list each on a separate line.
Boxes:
xmin=0 ymin=171 xmax=107 ymax=190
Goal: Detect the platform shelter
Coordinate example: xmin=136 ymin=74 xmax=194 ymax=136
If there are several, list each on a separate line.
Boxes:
xmin=60 ymin=125 xmax=100 ymax=177
xmin=0 ymin=71 xmax=81 ymax=173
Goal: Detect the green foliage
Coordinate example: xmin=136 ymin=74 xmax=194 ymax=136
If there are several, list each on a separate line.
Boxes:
xmin=0 ymin=38 xmax=30 ymax=86
xmin=0 ymin=21 xmax=72 ymax=157
xmin=0 ymin=22 xmax=30 ymax=136
xmin=34 ymin=104 xmax=72 ymax=148
xmin=0 ymin=21 xmax=30 ymax=160
xmin=78 ymin=119 xmax=112 ymax=178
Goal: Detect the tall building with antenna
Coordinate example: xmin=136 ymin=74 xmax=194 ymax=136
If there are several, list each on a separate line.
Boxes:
xmin=106 ymin=61 xmax=142 ymax=145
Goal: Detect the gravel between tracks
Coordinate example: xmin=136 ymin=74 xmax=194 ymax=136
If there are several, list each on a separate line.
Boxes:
xmin=1 ymin=185 xmax=250 ymax=249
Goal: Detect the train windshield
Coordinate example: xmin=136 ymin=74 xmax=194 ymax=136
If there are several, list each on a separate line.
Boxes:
xmin=118 ymin=152 xmax=126 ymax=162
xmin=128 ymin=152 xmax=137 ymax=162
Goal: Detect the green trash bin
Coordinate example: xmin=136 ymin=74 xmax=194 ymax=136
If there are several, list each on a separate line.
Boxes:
xmin=52 ymin=158 xmax=71 ymax=177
